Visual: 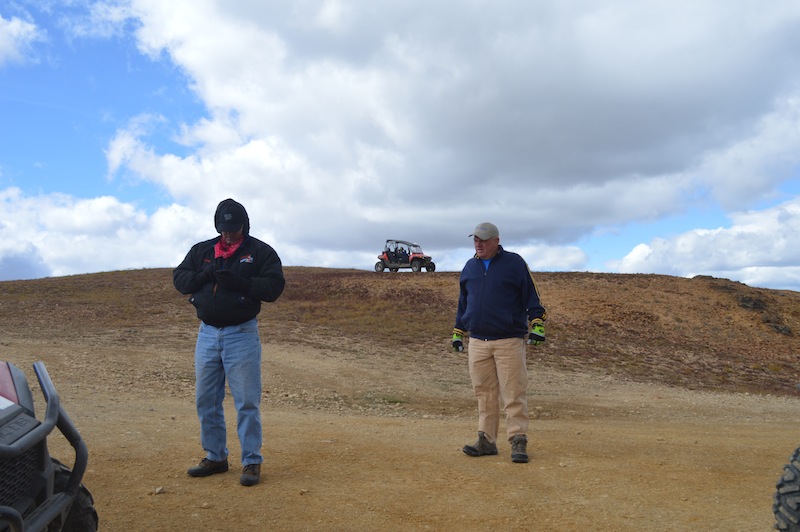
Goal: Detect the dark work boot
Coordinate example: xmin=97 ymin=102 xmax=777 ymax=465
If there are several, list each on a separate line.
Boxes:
xmin=240 ymin=464 xmax=261 ymax=486
xmin=462 ymin=431 xmax=498 ymax=457
xmin=188 ymin=457 xmax=229 ymax=477
xmin=511 ymin=434 xmax=528 ymax=463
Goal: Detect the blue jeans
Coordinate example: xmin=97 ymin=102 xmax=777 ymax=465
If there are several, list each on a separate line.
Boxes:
xmin=194 ymin=318 xmax=263 ymax=466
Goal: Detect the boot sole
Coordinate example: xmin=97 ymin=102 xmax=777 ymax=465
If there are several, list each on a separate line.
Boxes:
xmin=462 ymin=445 xmax=498 ymax=457
xmin=240 ymin=475 xmax=260 ymax=486
xmin=188 ymin=465 xmax=229 ymax=477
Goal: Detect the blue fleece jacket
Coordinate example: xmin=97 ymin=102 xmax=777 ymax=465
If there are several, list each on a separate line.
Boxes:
xmin=454 ymin=246 xmax=546 ymax=340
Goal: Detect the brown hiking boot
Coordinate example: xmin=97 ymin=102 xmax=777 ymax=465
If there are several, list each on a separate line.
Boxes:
xmin=511 ymin=434 xmax=528 ymax=463
xmin=462 ymin=431 xmax=498 ymax=457
xmin=240 ymin=464 xmax=261 ymax=486
xmin=188 ymin=457 xmax=229 ymax=477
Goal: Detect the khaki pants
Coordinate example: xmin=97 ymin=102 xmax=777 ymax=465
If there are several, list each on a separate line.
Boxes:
xmin=467 ymin=337 xmax=528 ymax=443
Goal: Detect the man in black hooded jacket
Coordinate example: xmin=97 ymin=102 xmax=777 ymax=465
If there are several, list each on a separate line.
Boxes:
xmin=173 ymin=198 xmax=285 ymax=486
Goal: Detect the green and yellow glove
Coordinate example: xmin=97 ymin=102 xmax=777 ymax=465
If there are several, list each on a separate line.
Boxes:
xmin=527 ymin=320 xmax=545 ymax=345
xmin=452 ymin=330 xmax=465 ymax=352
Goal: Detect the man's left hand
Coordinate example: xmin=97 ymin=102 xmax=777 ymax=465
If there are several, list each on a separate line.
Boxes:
xmin=215 ymin=270 xmax=252 ymax=294
xmin=527 ymin=322 xmax=545 ymax=345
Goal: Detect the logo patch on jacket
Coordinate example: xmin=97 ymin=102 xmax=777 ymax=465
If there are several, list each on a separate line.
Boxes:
xmin=240 ymin=254 xmax=254 ymax=264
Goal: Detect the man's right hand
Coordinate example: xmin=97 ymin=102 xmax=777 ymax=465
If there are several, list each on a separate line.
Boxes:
xmin=452 ymin=332 xmax=464 ymax=352
xmin=196 ymin=263 xmax=216 ymax=285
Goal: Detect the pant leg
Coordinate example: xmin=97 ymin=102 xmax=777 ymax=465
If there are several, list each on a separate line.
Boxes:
xmin=493 ymin=337 xmax=529 ymax=441
xmin=195 ymin=322 xmax=228 ymax=461
xmin=467 ymin=339 xmax=500 ymax=443
xmin=221 ymin=318 xmax=263 ymax=466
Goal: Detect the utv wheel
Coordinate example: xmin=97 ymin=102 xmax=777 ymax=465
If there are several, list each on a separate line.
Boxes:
xmin=390 ymin=268 xmax=399 ymax=273
xmin=374 ymin=261 xmax=385 ymax=272
xmin=53 ymin=459 xmax=99 ymax=532
xmin=411 ymin=261 xmax=422 ymax=272
xmin=774 ymin=446 xmax=800 ymax=531
xmin=426 ymin=262 xmax=436 ymax=272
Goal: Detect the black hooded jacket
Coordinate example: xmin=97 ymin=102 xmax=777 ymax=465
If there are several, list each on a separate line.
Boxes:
xmin=173 ymin=199 xmax=285 ymax=327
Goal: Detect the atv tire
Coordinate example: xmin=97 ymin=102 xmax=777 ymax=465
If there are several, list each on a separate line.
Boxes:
xmin=52 ymin=459 xmax=99 ymax=532
xmin=374 ymin=261 xmax=385 ymax=272
xmin=411 ymin=260 xmax=421 ymax=272
xmin=426 ymin=262 xmax=436 ymax=272
xmin=774 ymin=446 xmax=800 ymax=531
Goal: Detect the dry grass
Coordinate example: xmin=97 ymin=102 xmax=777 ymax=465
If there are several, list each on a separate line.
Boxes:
xmin=1 ymin=267 xmax=799 ymax=396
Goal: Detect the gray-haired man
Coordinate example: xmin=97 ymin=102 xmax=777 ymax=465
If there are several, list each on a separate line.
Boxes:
xmin=452 ymin=222 xmax=546 ymax=463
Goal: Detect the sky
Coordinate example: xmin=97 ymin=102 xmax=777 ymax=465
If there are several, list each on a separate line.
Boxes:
xmin=3 ymin=1 xmax=800 ymax=291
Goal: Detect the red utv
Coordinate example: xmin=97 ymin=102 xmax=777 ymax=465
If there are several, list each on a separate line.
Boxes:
xmin=375 ymin=239 xmax=435 ymax=273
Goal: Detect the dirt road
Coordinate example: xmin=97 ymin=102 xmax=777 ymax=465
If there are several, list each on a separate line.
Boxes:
xmin=8 ymin=335 xmax=798 ymax=531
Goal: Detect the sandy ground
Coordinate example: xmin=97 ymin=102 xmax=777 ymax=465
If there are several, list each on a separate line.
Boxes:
xmin=6 ymin=334 xmax=799 ymax=532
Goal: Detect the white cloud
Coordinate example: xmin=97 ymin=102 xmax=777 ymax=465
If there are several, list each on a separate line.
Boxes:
xmin=4 ymin=1 xmax=800 ymax=289
xmin=696 ymin=94 xmax=800 ymax=210
xmin=514 ymin=244 xmax=588 ymax=272
xmin=0 ymin=13 xmax=42 ymax=67
xmin=613 ymin=197 xmax=800 ymax=289
xmin=62 ymin=1 xmax=132 ymax=39
xmin=107 ymin=2 xmax=800 ymax=198
xmin=0 ymin=187 xmax=203 ymax=277
xmin=83 ymin=1 xmax=800 ymax=281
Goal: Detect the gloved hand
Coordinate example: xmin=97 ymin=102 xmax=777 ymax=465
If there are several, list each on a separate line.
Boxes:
xmin=196 ymin=262 xmax=216 ymax=285
xmin=527 ymin=321 xmax=545 ymax=345
xmin=452 ymin=332 xmax=464 ymax=352
xmin=215 ymin=270 xmax=252 ymax=294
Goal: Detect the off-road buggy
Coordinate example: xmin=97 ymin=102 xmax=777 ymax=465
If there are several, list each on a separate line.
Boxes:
xmin=375 ymin=239 xmax=435 ymax=273
xmin=0 ymin=360 xmax=97 ymax=532
xmin=774 ymin=446 xmax=800 ymax=530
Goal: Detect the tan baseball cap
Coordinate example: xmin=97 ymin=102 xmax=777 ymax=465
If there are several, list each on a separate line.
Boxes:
xmin=470 ymin=222 xmax=499 ymax=240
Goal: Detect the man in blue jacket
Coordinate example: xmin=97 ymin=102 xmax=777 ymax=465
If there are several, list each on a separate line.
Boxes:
xmin=174 ymin=199 xmax=285 ymax=486
xmin=452 ymin=222 xmax=546 ymax=463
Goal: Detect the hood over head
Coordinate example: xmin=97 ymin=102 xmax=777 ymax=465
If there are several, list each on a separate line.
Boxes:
xmin=214 ymin=198 xmax=250 ymax=235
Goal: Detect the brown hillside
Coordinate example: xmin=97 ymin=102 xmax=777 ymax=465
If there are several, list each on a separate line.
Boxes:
xmin=3 ymin=267 xmax=800 ymax=530
xmin=2 ymin=267 xmax=798 ymax=396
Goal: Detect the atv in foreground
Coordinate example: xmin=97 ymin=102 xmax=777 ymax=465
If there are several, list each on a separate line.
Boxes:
xmin=774 ymin=445 xmax=800 ymax=530
xmin=375 ymin=239 xmax=435 ymax=273
xmin=0 ymin=361 xmax=97 ymax=532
